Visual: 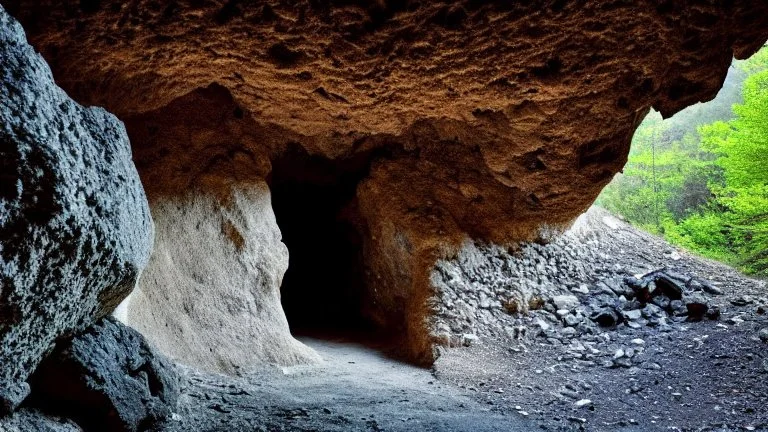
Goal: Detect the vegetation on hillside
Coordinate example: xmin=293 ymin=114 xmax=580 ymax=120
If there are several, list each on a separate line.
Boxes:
xmin=597 ymin=46 xmax=768 ymax=277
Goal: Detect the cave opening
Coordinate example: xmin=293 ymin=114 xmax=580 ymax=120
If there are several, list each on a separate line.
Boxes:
xmin=269 ymin=144 xmax=381 ymax=340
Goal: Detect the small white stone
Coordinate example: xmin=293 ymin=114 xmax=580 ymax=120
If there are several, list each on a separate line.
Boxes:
xmin=535 ymin=319 xmax=551 ymax=331
xmin=574 ymin=399 xmax=593 ymax=408
xmin=573 ymin=284 xmax=590 ymax=294
xmin=631 ymin=338 xmax=645 ymax=345
xmin=553 ymin=295 xmax=580 ymax=310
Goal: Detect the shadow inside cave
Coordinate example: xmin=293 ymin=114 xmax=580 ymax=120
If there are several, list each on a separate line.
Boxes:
xmin=269 ymin=143 xmax=391 ymax=350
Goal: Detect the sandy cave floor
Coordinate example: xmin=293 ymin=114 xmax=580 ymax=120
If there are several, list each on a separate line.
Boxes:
xmin=154 ymin=314 xmax=768 ymax=431
xmin=152 ymin=327 xmax=768 ymax=432
xmin=153 ymin=336 xmax=535 ymax=432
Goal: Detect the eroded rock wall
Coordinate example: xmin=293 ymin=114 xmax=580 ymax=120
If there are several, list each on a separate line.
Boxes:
xmin=109 ymin=85 xmax=319 ymax=372
xmin=5 ymin=0 xmax=768 ymax=363
xmin=122 ymin=184 xmax=320 ymax=373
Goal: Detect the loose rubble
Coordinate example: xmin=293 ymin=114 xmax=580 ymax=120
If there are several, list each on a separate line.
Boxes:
xmin=429 ymin=208 xmax=745 ymax=371
xmin=433 ymin=207 xmax=768 ymax=431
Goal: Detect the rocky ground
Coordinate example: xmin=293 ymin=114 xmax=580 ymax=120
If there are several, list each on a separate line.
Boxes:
xmin=150 ymin=337 xmax=535 ymax=432
xmin=146 ymin=207 xmax=767 ymax=432
xmin=6 ymin=207 xmax=766 ymax=432
xmin=432 ymin=207 xmax=768 ymax=431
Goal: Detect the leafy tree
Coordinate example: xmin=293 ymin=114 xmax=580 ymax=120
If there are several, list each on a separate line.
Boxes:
xmin=598 ymin=45 xmax=768 ymax=277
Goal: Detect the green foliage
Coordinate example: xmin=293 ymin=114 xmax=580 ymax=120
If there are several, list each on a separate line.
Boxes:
xmin=597 ymin=46 xmax=768 ymax=277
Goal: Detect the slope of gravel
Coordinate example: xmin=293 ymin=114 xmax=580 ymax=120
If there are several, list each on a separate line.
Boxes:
xmin=433 ymin=207 xmax=768 ymax=431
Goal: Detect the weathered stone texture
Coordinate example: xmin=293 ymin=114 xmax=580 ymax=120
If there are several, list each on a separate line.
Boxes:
xmin=30 ymin=317 xmax=180 ymax=432
xmin=121 ymin=183 xmax=321 ymax=374
xmin=0 ymin=4 xmax=152 ymax=409
xmin=3 ymin=0 xmax=768 ymax=362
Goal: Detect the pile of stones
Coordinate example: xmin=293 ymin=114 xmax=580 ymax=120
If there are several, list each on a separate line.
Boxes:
xmin=429 ymin=207 xmax=727 ymax=353
xmin=535 ymin=269 xmax=721 ymax=341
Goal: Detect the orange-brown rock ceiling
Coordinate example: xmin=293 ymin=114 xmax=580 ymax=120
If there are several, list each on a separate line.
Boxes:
xmin=5 ymin=0 xmax=768 ymax=362
xmin=6 ymin=1 xmax=767 ymax=235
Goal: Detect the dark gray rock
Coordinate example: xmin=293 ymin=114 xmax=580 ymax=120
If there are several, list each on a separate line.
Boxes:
xmin=652 ymin=295 xmax=671 ymax=310
xmin=0 ymin=408 xmax=82 ymax=432
xmin=685 ymin=295 xmax=709 ymax=321
xmin=29 ymin=317 xmax=180 ymax=432
xmin=663 ymin=270 xmax=691 ymax=286
xmin=730 ymin=296 xmax=752 ymax=306
xmin=0 ymin=5 xmax=152 ymax=410
xmin=625 ymin=276 xmax=652 ymax=303
xmin=759 ymin=328 xmax=768 ymax=343
xmin=669 ymin=300 xmax=684 ymax=311
xmin=642 ymin=304 xmax=664 ymax=319
xmin=563 ymin=313 xmax=581 ymax=327
xmin=592 ymin=308 xmax=619 ymax=327
xmin=623 ymin=276 xmax=645 ymax=292
xmin=705 ymin=306 xmax=721 ymax=321
xmin=698 ymin=279 xmax=723 ymax=296
xmin=647 ymin=271 xmax=684 ymax=300
xmin=0 ymin=382 xmax=29 ymax=416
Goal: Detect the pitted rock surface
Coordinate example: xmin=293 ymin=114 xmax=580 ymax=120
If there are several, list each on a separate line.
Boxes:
xmin=0 ymin=5 xmax=152 ymax=411
xmin=0 ymin=408 xmax=82 ymax=432
xmin=6 ymin=1 xmax=768 ymax=242
xmin=121 ymin=183 xmax=321 ymax=375
xmin=29 ymin=317 xmax=180 ymax=432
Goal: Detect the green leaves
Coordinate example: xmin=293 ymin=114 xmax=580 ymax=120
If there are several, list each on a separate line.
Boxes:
xmin=598 ymin=46 xmax=768 ymax=277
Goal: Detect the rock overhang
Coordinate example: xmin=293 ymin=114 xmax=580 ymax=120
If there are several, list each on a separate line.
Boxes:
xmin=6 ymin=1 xmax=767 ymax=234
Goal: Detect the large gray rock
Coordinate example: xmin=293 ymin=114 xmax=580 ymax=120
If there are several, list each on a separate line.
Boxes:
xmin=0 ymin=408 xmax=82 ymax=432
xmin=0 ymin=5 xmax=153 ymax=411
xmin=29 ymin=317 xmax=180 ymax=432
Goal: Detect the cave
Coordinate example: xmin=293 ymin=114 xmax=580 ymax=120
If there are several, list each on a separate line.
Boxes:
xmin=268 ymin=144 xmax=375 ymax=336
xmin=3 ymin=1 xmax=768 ymax=430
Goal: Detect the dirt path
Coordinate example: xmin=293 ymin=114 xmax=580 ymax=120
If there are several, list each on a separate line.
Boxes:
xmin=157 ymin=336 xmax=534 ymax=431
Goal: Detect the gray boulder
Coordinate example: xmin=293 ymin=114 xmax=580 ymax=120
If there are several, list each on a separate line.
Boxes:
xmin=0 ymin=5 xmax=152 ymax=411
xmin=0 ymin=408 xmax=82 ymax=432
xmin=685 ymin=294 xmax=709 ymax=321
xmin=29 ymin=317 xmax=180 ymax=432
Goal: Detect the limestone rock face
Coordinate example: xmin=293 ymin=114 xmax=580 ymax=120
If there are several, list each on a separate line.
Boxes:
xmin=5 ymin=1 xmax=768 ymax=363
xmin=0 ymin=5 xmax=152 ymax=409
xmin=120 ymin=183 xmax=321 ymax=374
xmin=29 ymin=317 xmax=180 ymax=432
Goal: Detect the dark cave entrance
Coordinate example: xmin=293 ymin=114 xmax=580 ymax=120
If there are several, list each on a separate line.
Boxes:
xmin=269 ymin=144 xmax=378 ymax=338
